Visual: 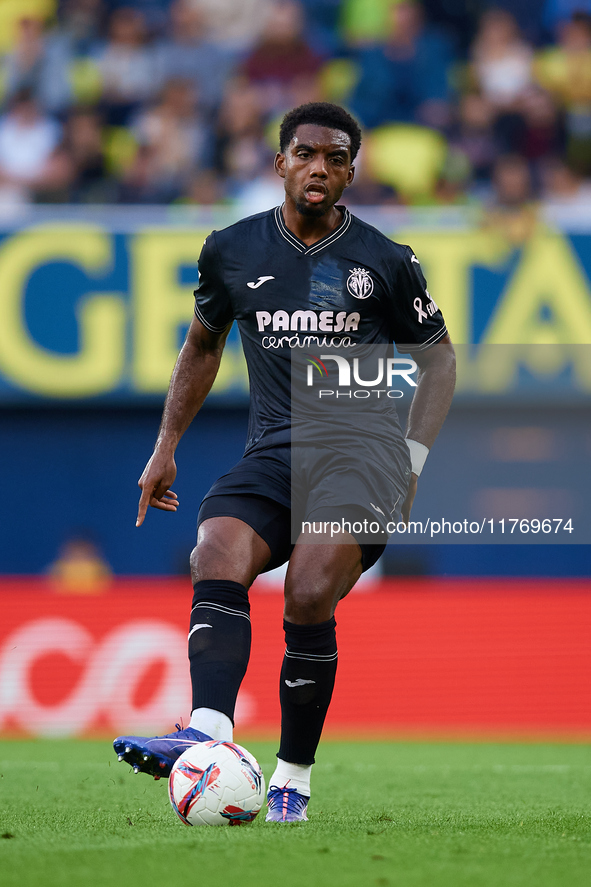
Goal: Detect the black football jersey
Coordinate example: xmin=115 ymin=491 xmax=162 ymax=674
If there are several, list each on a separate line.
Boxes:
xmin=194 ymin=206 xmax=447 ymax=455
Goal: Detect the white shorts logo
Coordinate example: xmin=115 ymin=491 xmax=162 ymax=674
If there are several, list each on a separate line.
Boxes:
xmin=347 ymin=267 xmax=374 ymax=299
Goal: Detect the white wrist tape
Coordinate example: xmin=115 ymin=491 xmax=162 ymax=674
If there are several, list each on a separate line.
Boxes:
xmin=405 ymin=438 xmax=429 ymax=477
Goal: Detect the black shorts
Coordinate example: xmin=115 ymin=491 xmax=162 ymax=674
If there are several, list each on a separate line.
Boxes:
xmin=197 ymin=443 xmax=409 ymax=574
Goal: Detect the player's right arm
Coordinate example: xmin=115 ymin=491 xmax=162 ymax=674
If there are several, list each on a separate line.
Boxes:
xmin=387 ymin=245 xmax=454 ymax=524
xmin=136 ymin=316 xmax=231 ymax=527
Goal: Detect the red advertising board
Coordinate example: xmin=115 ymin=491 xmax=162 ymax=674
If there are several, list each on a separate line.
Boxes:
xmin=1 ymin=578 xmax=590 ymax=738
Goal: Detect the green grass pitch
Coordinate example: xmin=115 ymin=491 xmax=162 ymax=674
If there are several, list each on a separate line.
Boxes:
xmin=1 ymin=739 xmax=590 ymax=887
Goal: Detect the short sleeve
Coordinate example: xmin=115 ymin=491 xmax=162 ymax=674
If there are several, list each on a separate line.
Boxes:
xmin=193 ymin=232 xmax=234 ymax=332
xmin=389 ymin=246 xmax=447 ymax=352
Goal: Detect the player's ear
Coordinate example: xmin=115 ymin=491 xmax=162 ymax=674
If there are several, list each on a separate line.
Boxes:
xmin=345 ymin=164 xmax=355 ymax=188
xmin=275 ymin=153 xmax=286 ymax=178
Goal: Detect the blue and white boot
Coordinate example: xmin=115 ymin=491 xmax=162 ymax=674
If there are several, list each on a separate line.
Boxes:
xmin=113 ymin=724 xmax=211 ymax=779
xmin=265 ymin=786 xmax=309 ymax=822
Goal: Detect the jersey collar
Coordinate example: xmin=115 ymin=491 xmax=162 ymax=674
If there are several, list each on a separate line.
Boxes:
xmin=273 ymin=204 xmax=352 ymax=256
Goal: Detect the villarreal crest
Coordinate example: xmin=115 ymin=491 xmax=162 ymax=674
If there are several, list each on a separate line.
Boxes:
xmin=347 ymin=267 xmax=374 ymax=299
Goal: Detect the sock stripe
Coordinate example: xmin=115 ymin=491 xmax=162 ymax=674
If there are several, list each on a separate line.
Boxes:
xmin=284 ymin=648 xmax=338 ymax=662
xmin=191 ymin=601 xmax=251 ymax=622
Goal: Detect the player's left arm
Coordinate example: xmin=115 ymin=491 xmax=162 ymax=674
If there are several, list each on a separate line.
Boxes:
xmin=402 ymin=333 xmax=456 ymax=523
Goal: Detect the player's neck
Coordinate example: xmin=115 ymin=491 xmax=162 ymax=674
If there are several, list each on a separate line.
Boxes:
xmin=281 ymin=202 xmax=343 ymax=247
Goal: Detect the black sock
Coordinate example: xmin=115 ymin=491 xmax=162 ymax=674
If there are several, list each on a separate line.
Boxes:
xmin=189 ymin=579 xmax=251 ymax=723
xmin=278 ymin=618 xmax=338 ymax=766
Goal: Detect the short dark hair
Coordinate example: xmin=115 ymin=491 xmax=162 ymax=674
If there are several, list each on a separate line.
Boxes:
xmin=279 ymin=102 xmax=362 ymax=162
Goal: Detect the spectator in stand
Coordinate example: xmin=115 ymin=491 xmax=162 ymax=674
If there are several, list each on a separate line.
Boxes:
xmin=182 ymin=169 xmax=227 ymax=204
xmin=131 ymin=77 xmax=213 ymax=200
xmin=534 ymin=12 xmax=591 ymax=175
xmin=341 ymin=152 xmax=399 ymax=205
xmin=48 ymin=535 xmax=112 ymax=594
xmin=541 ymin=156 xmax=591 ymax=205
xmin=97 ymin=6 xmax=157 ymax=125
xmin=485 ymin=153 xmax=538 ymax=242
xmin=232 ymin=166 xmax=288 ymax=213
xmin=432 ymin=147 xmax=474 ymax=205
xmin=0 ymin=90 xmax=64 ymax=200
xmin=43 ymin=1 xmax=106 ymax=110
xmin=241 ymin=0 xmax=324 ymax=116
xmin=214 ymin=77 xmax=270 ymax=195
xmin=469 ymin=9 xmax=534 ymax=156
xmin=519 ymin=86 xmax=565 ymax=169
xmin=52 ymin=0 xmax=105 ymax=54
xmin=544 ymin=0 xmax=591 ymax=37
xmin=61 ymin=107 xmax=113 ymax=202
xmin=4 ymin=15 xmax=73 ymax=115
xmin=421 ymin=0 xmax=482 ymax=53
xmin=450 ymin=92 xmax=499 ymax=187
xmin=490 ymin=153 xmax=534 ymax=205
xmin=474 ymin=1 xmax=547 ymax=46
xmin=103 ymin=0 xmax=174 ymax=35
xmin=153 ymin=0 xmax=234 ymax=117
xmin=116 ymin=144 xmax=156 ymax=201
xmin=0 ymin=0 xmax=53 ymax=55
xmin=298 ymin=0 xmax=343 ymax=55
xmin=192 ymin=0 xmax=273 ymax=53
xmin=288 ymin=62 xmax=324 ymax=110
xmin=349 ymin=1 xmax=454 ymax=128
xmin=470 ymin=9 xmax=533 ymax=110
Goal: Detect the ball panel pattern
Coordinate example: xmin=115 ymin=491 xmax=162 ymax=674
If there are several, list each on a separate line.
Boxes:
xmin=169 ymin=740 xmax=265 ymax=826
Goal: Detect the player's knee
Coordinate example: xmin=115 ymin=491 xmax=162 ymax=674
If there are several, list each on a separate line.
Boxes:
xmin=190 ymin=537 xmax=230 ymax=582
xmin=284 ymin=586 xmax=335 ymax=623
xmin=190 ymin=524 xmax=266 ymax=587
xmin=189 ymin=544 xmax=203 ymax=581
xmin=189 ymin=544 xmax=200 ymax=578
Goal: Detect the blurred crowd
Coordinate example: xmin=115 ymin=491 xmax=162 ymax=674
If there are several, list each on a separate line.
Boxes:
xmin=1 ymin=0 xmax=591 ymax=215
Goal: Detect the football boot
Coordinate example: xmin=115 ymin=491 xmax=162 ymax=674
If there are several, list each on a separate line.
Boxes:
xmin=113 ymin=724 xmax=211 ymax=779
xmin=265 ymin=786 xmax=309 ymax=822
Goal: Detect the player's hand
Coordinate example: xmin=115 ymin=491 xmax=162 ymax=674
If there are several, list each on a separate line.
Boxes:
xmin=401 ymin=473 xmax=418 ymax=526
xmin=136 ymin=450 xmax=179 ymax=527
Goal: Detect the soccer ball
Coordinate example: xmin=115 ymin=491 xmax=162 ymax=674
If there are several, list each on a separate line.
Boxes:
xmin=168 ymin=740 xmax=265 ymax=826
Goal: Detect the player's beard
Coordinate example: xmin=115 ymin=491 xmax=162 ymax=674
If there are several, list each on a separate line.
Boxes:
xmin=294 ymin=198 xmax=330 ymax=218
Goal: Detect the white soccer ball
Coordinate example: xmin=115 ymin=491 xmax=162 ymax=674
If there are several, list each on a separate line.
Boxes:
xmin=168 ymin=740 xmax=266 ymax=826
